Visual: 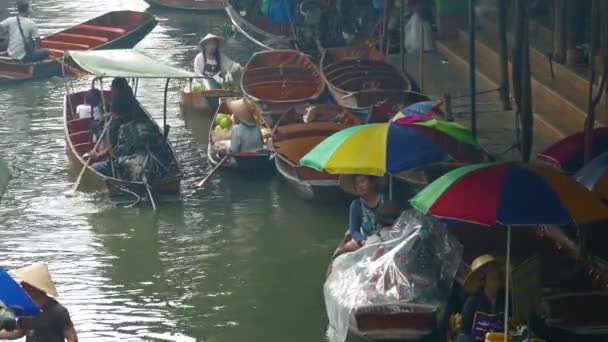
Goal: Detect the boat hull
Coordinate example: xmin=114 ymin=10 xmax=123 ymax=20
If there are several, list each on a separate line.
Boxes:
xmin=64 ymin=90 xmax=181 ymax=197
xmin=0 ymin=11 xmax=157 ymax=83
xmin=274 ymin=156 xmax=345 ymax=201
xmin=144 ymin=0 xmax=224 ymax=11
xmin=180 ymin=89 xmax=241 ymax=117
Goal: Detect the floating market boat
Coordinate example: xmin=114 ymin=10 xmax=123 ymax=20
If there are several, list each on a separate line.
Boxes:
xmin=207 ymin=98 xmax=274 ymax=172
xmin=320 ymin=46 xmax=412 ymax=111
xmin=63 ymin=50 xmax=191 ymax=198
xmin=0 ymin=11 xmax=157 ymax=83
xmin=180 ymin=77 xmax=241 ymax=117
xmin=271 ymin=104 xmax=359 ymax=200
xmin=143 ymin=0 xmax=224 ymax=11
xmin=242 ymin=50 xmax=325 ymax=115
xmin=224 ymin=0 xmax=295 ymax=51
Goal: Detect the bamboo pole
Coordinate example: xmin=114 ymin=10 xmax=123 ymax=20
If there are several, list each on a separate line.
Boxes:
xmin=382 ymin=0 xmax=390 ymax=55
xmin=498 ymin=0 xmax=511 ymax=110
xmin=520 ymin=0 xmax=533 ymax=163
xmin=584 ymin=0 xmax=600 ymax=163
xmin=400 ymin=0 xmax=405 ymax=71
xmin=419 ymin=24 xmax=425 ymax=93
xmin=553 ymin=0 xmax=567 ymax=64
xmin=469 ymin=0 xmax=477 ymax=138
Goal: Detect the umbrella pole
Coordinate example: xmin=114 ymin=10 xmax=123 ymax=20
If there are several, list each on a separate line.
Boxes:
xmin=389 ymin=175 xmax=393 ymax=200
xmin=504 ymin=226 xmax=511 ymax=341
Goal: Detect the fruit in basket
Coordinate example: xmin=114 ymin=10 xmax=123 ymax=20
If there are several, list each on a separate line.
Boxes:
xmin=215 ymin=113 xmax=228 ymax=124
xmin=218 ymin=116 xmax=233 ymax=130
xmin=191 ymin=83 xmax=206 ymax=93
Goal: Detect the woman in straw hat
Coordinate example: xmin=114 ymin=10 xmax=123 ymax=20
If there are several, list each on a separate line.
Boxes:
xmin=336 ymin=175 xmax=385 ymax=254
xmin=457 ymin=254 xmax=506 ymax=342
xmin=194 ymin=33 xmax=242 ymax=79
xmin=0 ymin=262 xmax=78 ymax=342
xmin=217 ymin=98 xmax=264 ymax=158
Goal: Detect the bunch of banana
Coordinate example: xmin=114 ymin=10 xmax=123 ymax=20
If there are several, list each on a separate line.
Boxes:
xmin=449 ymin=313 xmax=462 ymax=334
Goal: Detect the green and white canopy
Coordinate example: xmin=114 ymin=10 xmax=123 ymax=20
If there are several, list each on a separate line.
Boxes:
xmin=66 ymin=49 xmax=196 ymax=78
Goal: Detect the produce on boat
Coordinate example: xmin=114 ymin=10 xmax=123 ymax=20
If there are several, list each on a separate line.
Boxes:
xmin=63 ymin=49 xmax=192 ymax=197
xmin=242 ymin=50 xmax=325 ymax=115
xmin=271 ymin=104 xmax=359 ymax=200
xmin=0 ymin=11 xmax=157 ymax=82
xmin=207 ymin=98 xmax=274 ymax=172
xmin=325 ymin=209 xmax=463 ymax=342
xmin=143 ymin=0 xmax=225 ymax=11
xmin=320 ymin=46 xmax=412 ymax=111
xmin=180 ymin=76 xmax=240 ymax=117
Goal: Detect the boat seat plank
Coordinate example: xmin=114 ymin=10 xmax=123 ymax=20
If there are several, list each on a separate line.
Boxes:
xmin=70 ymin=131 xmax=93 ymax=146
xmin=275 ymin=122 xmax=345 ymax=137
xmin=40 ymin=40 xmax=90 ymax=51
xmin=274 ymin=136 xmax=328 ymax=164
xmin=73 ymin=142 xmax=94 ymax=157
xmin=68 ymin=117 xmax=93 ymax=133
xmin=76 ymin=24 xmax=127 ymax=35
xmin=54 ymin=33 xmax=109 ymax=45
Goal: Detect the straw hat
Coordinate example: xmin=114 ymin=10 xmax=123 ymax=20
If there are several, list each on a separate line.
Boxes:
xmin=12 ymin=262 xmax=58 ymax=297
xmin=199 ymin=33 xmax=223 ymax=46
xmin=374 ymin=201 xmax=402 ymax=225
xmin=463 ymin=254 xmax=498 ymax=294
xmin=228 ymin=98 xmax=256 ymax=124
xmin=339 ymin=174 xmax=387 ymax=195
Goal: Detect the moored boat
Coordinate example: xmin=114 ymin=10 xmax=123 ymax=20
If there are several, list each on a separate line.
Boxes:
xmin=64 ymin=90 xmax=181 ymax=196
xmin=224 ymin=0 xmax=295 ymax=51
xmin=271 ymin=104 xmax=359 ymax=200
xmin=320 ymin=46 xmax=412 ymax=111
xmin=207 ymin=98 xmax=274 ymax=172
xmin=0 ymin=11 xmax=157 ymax=82
xmin=143 ymin=0 xmax=224 ymax=11
xmin=242 ymin=50 xmax=325 ymax=115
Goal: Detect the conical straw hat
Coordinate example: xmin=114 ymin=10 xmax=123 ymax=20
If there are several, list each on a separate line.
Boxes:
xmin=13 ymin=262 xmax=58 ymax=297
xmin=228 ymin=98 xmax=256 ymax=124
xmin=199 ymin=33 xmax=223 ymax=46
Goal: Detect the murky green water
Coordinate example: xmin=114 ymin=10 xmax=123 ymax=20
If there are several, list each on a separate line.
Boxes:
xmin=0 ymin=1 xmax=348 ymax=340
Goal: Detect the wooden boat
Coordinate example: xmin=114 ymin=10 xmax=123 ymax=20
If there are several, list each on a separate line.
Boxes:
xmin=242 ymin=50 xmax=325 ymax=115
xmin=143 ymin=0 xmax=224 ymax=11
xmin=320 ymin=46 xmax=412 ymax=111
xmin=207 ymin=97 xmax=274 ymax=172
xmin=271 ymin=104 xmax=359 ymax=200
xmin=0 ymin=11 xmax=157 ymax=82
xmin=180 ymin=78 xmax=241 ymax=117
xmin=224 ymin=0 xmax=295 ymax=51
xmin=64 ymin=90 xmax=181 ymax=196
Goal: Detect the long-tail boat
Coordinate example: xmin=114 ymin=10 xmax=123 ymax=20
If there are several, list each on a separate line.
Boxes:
xmin=271 ymin=104 xmax=359 ymax=200
xmin=224 ymin=0 xmax=295 ymax=51
xmin=320 ymin=46 xmax=412 ymax=111
xmin=63 ymin=49 xmax=194 ymax=199
xmin=143 ymin=0 xmax=224 ymax=11
xmin=207 ymin=97 xmax=274 ymax=172
xmin=0 ymin=11 xmax=157 ymax=82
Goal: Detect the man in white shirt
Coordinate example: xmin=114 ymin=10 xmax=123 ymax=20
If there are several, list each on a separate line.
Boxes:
xmin=0 ymin=0 xmax=49 ymax=63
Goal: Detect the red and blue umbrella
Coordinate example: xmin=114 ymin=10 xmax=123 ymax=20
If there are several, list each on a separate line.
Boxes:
xmin=538 ymin=127 xmax=608 ymax=174
xmin=392 ymin=100 xmax=443 ymax=124
xmin=0 ymin=268 xmax=39 ymax=317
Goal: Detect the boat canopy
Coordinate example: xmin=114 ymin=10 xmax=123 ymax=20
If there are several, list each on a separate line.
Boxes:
xmin=66 ymin=49 xmax=196 ymax=78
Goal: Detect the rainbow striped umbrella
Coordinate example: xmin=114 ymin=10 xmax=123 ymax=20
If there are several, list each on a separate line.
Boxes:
xmin=300 ymin=122 xmax=486 ymax=176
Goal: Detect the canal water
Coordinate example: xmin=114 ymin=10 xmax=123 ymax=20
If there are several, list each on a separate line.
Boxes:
xmin=0 ymin=1 xmax=349 ymax=341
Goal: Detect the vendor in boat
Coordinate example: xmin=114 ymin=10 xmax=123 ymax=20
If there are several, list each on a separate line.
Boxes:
xmin=217 ymin=98 xmax=264 ymax=158
xmin=457 ymin=254 xmax=507 ymax=342
xmin=0 ymin=262 xmax=78 ymax=342
xmin=0 ymin=0 xmax=50 ymax=63
xmin=89 ymin=78 xmax=136 ymax=176
xmin=336 ymin=175 xmax=385 ymax=254
xmin=194 ymin=33 xmax=242 ymax=80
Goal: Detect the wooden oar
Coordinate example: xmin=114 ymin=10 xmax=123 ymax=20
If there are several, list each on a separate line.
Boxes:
xmin=64 ymin=119 xmax=111 ymax=197
xmin=143 ymin=176 xmax=157 ymax=211
xmin=197 ymin=154 xmax=231 ymax=189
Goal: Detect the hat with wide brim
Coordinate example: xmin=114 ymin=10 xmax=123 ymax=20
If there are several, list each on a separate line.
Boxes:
xmin=12 ymin=262 xmax=58 ymax=297
xmin=463 ymin=254 xmax=498 ymax=294
xmin=199 ymin=33 xmax=223 ymax=46
xmin=338 ymin=174 xmax=387 ymax=195
xmin=228 ymin=98 xmax=256 ymax=124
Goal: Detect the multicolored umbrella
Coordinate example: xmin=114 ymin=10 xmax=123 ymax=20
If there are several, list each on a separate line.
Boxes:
xmin=537 ymin=127 xmax=608 ymax=174
xmin=392 ymin=100 xmax=443 ymax=123
xmin=411 ymin=162 xmax=608 ymax=225
xmin=575 ymin=152 xmax=608 ymax=195
xmin=0 ymin=268 xmax=39 ymax=317
xmin=410 ymin=162 xmax=608 ymax=338
xmin=300 ymin=122 xmax=486 ymax=176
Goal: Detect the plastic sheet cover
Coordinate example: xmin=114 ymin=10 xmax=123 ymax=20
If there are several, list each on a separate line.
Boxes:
xmin=324 ymin=209 xmax=463 ymax=342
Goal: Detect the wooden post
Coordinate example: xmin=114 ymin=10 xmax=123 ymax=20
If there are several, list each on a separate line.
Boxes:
xmin=584 ymin=0 xmax=600 ymax=163
xmin=419 ymin=24 xmax=425 ymax=93
xmin=444 ymin=93 xmax=454 ymax=121
xmin=400 ymin=0 xmax=405 ymax=71
xmin=553 ymin=0 xmax=567 ymax=64
xmin=498 ymin=0 xmax=511 ymax=110
xmin=382 ymin=0 xmax=390 ymax=55
xmin=469 ymin=0 xmax=477 ymax=138
xmin=520 ymin=1 xmax=533 ymax=163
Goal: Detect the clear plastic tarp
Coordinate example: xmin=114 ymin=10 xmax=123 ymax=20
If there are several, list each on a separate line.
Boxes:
xmin=324 ymin=209 xmax=463 ymax=342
